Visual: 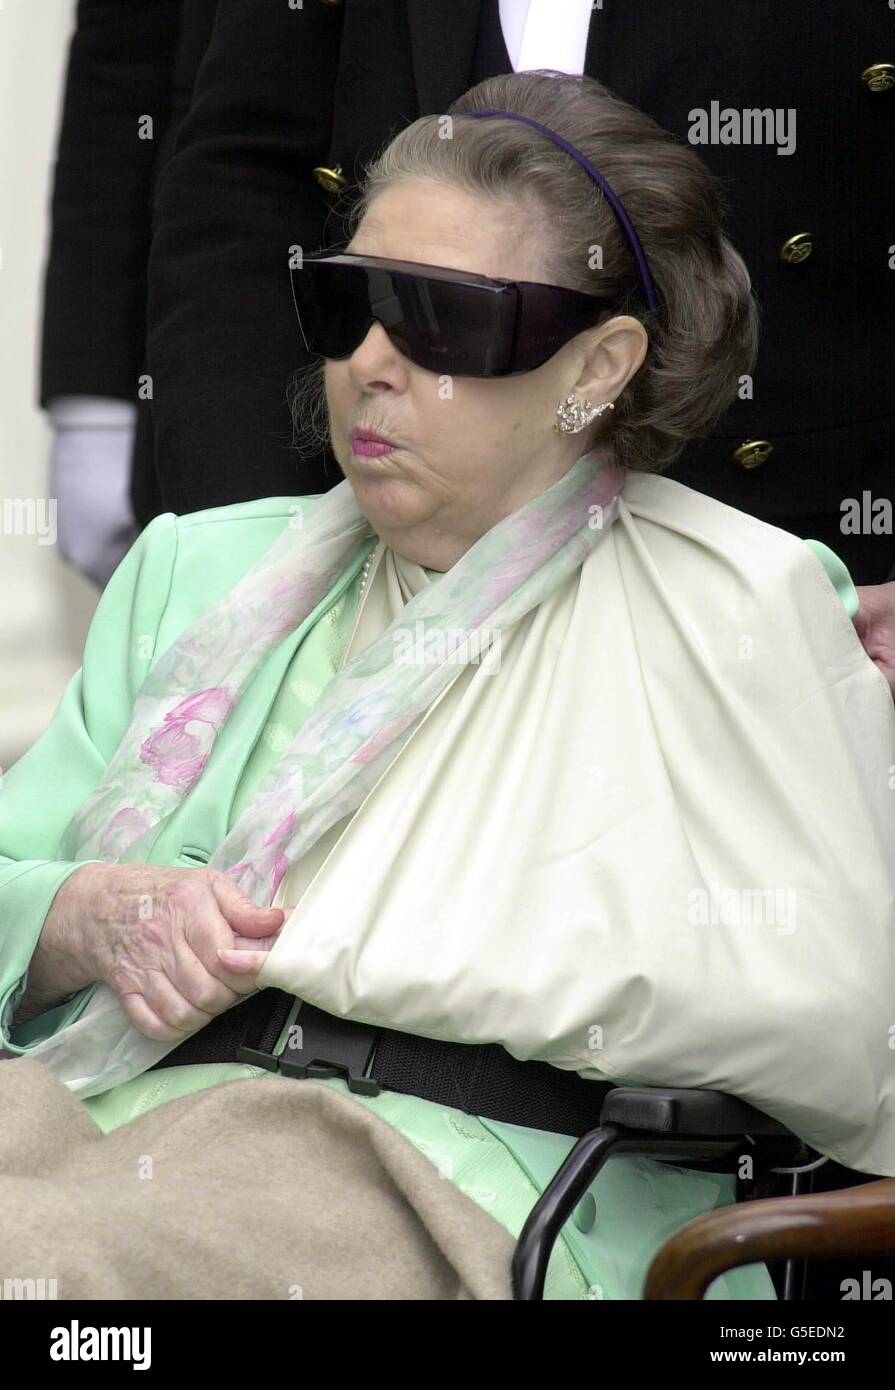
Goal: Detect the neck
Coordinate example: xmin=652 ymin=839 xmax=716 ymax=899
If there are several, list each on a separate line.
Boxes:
xmin=375 ymin=528 xmax=467 ymax=573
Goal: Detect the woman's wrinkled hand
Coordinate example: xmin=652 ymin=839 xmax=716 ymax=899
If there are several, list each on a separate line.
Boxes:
xmin=42 ymin=862 xmax=290 ymax=1042
xmin=855 ymin=581 xmax=895 ymax=700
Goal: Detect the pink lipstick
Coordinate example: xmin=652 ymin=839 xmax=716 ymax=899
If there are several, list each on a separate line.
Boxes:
xmin=351 ymin=428 xmax=399 ymax=458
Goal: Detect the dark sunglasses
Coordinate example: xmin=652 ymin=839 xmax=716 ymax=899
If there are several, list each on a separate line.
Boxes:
xmin=290 ymin=248 xmax=618 ymax=378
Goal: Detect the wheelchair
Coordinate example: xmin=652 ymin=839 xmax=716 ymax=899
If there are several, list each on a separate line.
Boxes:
xmin=515 ymin=1083 xmax=895 ymax=1300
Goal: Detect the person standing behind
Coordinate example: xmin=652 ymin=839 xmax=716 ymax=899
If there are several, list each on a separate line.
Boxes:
xmin=38 ymin=0 xmax=220 ymax=586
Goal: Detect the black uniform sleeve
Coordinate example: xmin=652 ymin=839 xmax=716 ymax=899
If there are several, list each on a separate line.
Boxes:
xmin=39 ymin=0 xmax=184 ymax=406
xmin=145 ymin=0 xmax=344 ymax=514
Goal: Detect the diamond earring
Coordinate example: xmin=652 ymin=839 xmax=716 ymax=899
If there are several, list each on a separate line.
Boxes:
xmin=553 ymin=396 xmax=615 ymax=435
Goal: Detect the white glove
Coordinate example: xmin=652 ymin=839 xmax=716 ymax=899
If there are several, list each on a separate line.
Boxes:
xmin=48 ymin=396 xmax=140 ymax=588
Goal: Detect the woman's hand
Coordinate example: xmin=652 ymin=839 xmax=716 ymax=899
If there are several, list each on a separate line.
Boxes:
xmin=855 ymin=581 xmax=895 ymax=700
xmin=30 ymin=862 xmax=289 ymax=1042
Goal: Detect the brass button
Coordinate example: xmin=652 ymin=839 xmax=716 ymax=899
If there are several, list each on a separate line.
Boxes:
xmin=860 ymin=63 xmax=895 ymax=93
xmin=312 ymin=164 xmax=347 ymax=194
xmin=779 ymin=233 xmax=813 ymax=264
xmin=733 ymin=440 xmax=774 ymax=469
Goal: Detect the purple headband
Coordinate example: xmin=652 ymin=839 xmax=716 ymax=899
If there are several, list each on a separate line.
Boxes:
xmin=465 ymin=109 xmax=659 ymax=314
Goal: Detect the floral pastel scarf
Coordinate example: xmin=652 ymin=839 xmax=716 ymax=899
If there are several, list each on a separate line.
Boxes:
xmin=59 ymin=447 xmax=625 ymax=903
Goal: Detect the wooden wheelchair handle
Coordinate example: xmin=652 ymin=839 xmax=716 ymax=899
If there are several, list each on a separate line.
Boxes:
xmin=644 ymin=1177 xmax=895 ymax=1300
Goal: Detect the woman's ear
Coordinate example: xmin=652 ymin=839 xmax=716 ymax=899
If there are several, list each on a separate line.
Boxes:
xmin=573 ymin=315 xmax=649 ymax=406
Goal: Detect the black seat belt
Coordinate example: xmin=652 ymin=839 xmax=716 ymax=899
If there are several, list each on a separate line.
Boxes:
xmin=148 ymin=988 xmax=615 ymax=1138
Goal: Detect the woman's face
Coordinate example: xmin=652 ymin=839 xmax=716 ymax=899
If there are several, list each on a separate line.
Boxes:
xmin=324 ymin=180 xmax=647 ymax=569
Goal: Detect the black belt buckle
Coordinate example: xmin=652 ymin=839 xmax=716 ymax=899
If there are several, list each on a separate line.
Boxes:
xmin=277 ymin=1001 xmax=381 ymax=1097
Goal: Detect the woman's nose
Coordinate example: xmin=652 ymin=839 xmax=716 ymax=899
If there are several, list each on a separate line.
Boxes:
xmin=349 ymin=320 xmax=409 ymax=377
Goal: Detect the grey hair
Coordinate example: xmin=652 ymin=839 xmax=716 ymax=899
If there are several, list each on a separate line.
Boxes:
xmin=289 ymin=70 xmax=759 ymax=473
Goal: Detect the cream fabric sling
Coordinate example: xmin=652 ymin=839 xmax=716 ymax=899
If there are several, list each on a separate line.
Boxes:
xmin=260 ymin=473 xmax=895 ymax=1176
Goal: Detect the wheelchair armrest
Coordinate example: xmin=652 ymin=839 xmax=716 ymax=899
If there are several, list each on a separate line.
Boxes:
xmin=513 ymin=1085 xmax=801 ymax=1298
xmin=600 ymin=1085 xmax=793 ymax=1138
xmin=644 ymin=1177 xmax=895 ymax=1299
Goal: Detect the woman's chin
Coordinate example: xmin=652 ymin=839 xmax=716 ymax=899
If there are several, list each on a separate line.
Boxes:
xmin=346 ymin=465 xmax=430 ymax=534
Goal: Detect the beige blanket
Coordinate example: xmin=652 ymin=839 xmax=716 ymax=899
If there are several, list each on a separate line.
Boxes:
xmin=0 ymin=1059 xmax=514 ymax=1300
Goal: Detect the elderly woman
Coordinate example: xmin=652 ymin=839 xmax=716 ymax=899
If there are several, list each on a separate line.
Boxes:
xmin=1 ymin=72 xmax=894 ymax=1302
